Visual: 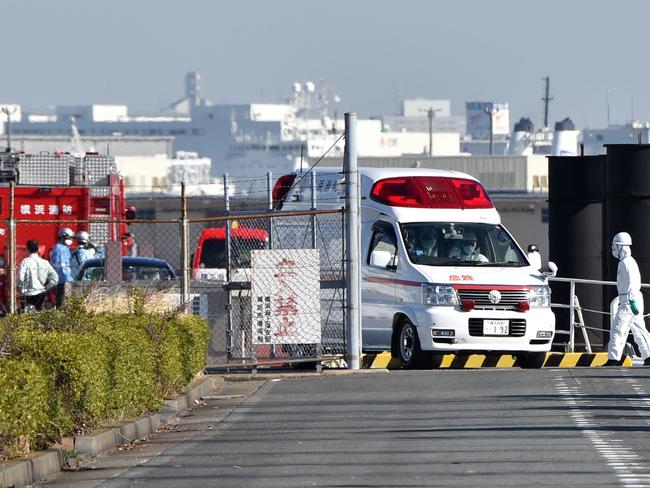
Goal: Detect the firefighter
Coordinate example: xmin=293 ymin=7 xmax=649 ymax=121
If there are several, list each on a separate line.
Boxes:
xmin=50 ymin=227 xmax=74 ymax=307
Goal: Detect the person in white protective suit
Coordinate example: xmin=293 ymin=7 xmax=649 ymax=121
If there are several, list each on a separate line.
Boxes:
xmin=455 ymin=231 xmax=489 ymax=262
xmin=605 ymin=232 xmax=650 ymax=366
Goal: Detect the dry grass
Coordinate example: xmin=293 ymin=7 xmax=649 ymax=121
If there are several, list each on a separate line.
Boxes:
xmin=80 ymin=285 xmax=186 ymax=314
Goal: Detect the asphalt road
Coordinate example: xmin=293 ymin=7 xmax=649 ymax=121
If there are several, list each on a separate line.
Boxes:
xmin=44 ymin=368 xmax=650 ymax=487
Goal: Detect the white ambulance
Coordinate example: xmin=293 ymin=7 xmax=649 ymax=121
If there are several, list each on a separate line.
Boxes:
xmin=274 ymin=167 xmax=557 ymax=368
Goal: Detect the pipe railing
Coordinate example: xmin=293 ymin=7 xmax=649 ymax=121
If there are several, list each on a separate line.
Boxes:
xmin=548 ymin=276 xmax=650 ymax=353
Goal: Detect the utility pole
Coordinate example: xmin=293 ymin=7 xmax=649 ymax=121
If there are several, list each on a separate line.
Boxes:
xmin=541 ymin=76 xmax=553 ymax=129
xmin=420 ymin=107 xmax=441 ymax=156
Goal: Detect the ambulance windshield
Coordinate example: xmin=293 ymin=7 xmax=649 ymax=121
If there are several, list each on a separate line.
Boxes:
xmin=400 ymin=222 xmax=528 ymax=267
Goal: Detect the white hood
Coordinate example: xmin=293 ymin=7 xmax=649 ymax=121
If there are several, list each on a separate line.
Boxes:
xmin=412 ymin=263 xmax=547 ymax=287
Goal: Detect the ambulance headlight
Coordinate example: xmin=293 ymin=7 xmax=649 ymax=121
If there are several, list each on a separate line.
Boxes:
xmin=422 ymin=284 xmax=459 ymax=306
xmin=529 ymin=285 xmax=551 ymax=307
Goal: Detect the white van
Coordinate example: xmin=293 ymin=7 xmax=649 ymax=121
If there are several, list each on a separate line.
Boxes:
xmin=274 ymin=167 xmax=556 ymax=368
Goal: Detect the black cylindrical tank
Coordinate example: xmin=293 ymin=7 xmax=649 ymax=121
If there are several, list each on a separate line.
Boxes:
xmin=548 ymin=155 xmax=606 ymax=349
xmin=604 ymin=145 xmax=650 ymax=348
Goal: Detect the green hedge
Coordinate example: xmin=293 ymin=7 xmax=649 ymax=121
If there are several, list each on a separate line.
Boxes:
xmin=0 ymin=299 xmax=209 ymax=460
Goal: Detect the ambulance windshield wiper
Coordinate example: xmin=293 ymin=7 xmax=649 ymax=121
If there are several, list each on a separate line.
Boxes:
xmin=474 ymin=262 xmax=528 ymax=267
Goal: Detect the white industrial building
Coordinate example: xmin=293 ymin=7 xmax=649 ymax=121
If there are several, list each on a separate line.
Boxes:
xmin=581 ymin=121 xmax=650 ymax=155
xmin=3 ymin=76 xmax=463 ymax=183
xmin=381 ymin=98 xmax=466 ymax=134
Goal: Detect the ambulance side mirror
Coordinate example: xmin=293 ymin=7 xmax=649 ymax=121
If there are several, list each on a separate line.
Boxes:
xmin=370 ymin=250 xmax=393 ymax=269
xmin=543 ymin=261 xmax=558 ymax=277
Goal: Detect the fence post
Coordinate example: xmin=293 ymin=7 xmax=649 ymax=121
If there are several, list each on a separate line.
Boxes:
xmin=180 ymin=182 xmax=189 ymax=310
xmin=574 ymin=295 xmax=592 ymax=353
xmin=224 ymin=173 xmax=234 ymax=359
xmin=569 ymin=280 xmax=576 ymax=352
xmin=266 ymin=171 xmax=273 ymax=250
xmin=311 ymin=171 xmax=317 ymax=249
xmin=8 ymin=181 xmax=15 ymax=314
xmin=266 ymin=171 xmax=275 ymax=359
xmin=344 ymin=112 xmax=361 ymax=369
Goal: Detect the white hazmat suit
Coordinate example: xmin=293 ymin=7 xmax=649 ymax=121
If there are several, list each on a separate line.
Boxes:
xmin=608 ymin=240 xmax=650 ymax=363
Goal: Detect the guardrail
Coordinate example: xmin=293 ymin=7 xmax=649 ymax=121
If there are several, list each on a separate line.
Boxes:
xmin=548 ymin=276 xmax=650 ymax=353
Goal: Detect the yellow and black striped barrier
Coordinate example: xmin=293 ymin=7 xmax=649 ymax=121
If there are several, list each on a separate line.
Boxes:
xmin=361 ymin=351 xmax=633 ymax=369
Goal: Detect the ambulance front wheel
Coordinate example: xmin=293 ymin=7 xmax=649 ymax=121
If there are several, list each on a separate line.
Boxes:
xmin=396 ymin=319 xmax=432 ymax=369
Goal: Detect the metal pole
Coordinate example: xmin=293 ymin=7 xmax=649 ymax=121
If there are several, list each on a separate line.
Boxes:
xmin=224 ymin=173 xmax=231 ymax=283
xmin=266 ymin=171 xmax=275 ymax=359
xmin=8 ymin=181 xmax=15 ymax=314
xmin=574 ymin=295 xmax=592 ymax=353
xmin=488 ymin=112 xmax=494 ymax=155
xmin=484 ymin=107 xmax=495 ymax=156
xmin=267 ymin=171 xmax=273 ymax=250
xmin=224 ymin=173 xmax=233 ymax=359
xmin=428 ymin=108 xmax=433 ymax=157
xmin=180 ymin=182 xmax=189 ymax=309
xmin=569 ymin=280 xmax=576 ymax=352
xmin=2 ymin=108 xmax=12 ymax=151
xmin=311 ymin=171 xmax=317 ymax=249
xmin=344 ymin=112 xmax=361 ymax=369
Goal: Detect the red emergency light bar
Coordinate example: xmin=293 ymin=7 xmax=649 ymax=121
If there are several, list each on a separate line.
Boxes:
xmin=370 ymin=176 xmax=493 ymax=210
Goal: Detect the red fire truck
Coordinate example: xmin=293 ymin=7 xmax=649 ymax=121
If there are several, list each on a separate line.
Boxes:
xmin=0 ymin=151 xmax=133 ymax=311
xmin=191 ymin=223 xmax=269 ymax=281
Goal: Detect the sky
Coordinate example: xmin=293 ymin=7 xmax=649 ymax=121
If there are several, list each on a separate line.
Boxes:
xmin=3 ymin=0 xmax=649 ymax=129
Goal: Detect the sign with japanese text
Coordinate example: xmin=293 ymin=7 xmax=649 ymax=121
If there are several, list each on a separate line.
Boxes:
xmin=251 ymin=249 xmax=321 ymax=345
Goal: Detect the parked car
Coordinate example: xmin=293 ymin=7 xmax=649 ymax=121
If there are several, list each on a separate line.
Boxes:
xmin=75 ymin=257 xmax=177 ymax=282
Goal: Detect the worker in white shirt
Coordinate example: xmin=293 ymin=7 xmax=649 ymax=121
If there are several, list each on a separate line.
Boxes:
xmin=18 ymin=239 xmax=59 ymax=312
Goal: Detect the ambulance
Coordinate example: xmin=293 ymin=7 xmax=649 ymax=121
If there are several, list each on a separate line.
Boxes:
xmin=273 ymin=167 xmax=557 ymax=368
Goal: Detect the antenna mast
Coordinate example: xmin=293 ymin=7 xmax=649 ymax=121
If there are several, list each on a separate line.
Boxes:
xmin=541 ymin=76 xmax=553 ymax=129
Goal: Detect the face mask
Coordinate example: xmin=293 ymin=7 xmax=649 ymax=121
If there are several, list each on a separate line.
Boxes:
xmin=64 ymin=238 xmax=73 ymax=247
xmin=463 ymin=244 xmax=475 ymax=254
xmin=612 ymin=244 xmax=619 ymax=258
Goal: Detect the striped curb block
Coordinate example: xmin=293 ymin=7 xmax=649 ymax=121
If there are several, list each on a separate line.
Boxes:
xmin=0 ymin=375 xmax=216 ymax=488
xmin=362 ymin=351 xmax=633 ymax=369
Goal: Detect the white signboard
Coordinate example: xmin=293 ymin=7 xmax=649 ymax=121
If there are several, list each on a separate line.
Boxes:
xmin=251 ymin=249 xmax=321 ymax=345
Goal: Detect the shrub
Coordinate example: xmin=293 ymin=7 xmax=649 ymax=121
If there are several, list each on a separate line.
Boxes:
xmin=94 ymin=314 xmax=159 ymax=417
xmin=0 ymin=359 xmax=69 ymax=459
xmin=15 ymin=327 xmax=112 ymax=424
xmin=0 ymin=297 xmax=209 ymax=459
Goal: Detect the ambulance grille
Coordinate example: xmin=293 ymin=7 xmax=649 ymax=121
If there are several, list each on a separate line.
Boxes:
xmin=457 ymin=289 xmax=530 ymax=311
xmin=468 ymin=318 xmax=526 ymax=337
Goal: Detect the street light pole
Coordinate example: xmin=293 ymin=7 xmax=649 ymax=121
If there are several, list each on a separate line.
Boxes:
xmin=420 ymin=107 xmax=441 ymax=156
xmin=483 ymin=106 xmax=499 ymax=155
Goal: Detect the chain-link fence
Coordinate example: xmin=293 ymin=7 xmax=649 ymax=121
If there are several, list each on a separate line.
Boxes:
xmin=2 ymin=178 xmax=347 ymax=369
xmin=187 ymin=209 xmax=345 ymax=368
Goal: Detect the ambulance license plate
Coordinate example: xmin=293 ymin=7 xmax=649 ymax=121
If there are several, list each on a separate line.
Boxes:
xmin=483 ymin=319 xmax=509 ymax=336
